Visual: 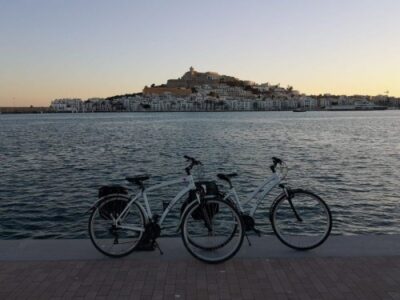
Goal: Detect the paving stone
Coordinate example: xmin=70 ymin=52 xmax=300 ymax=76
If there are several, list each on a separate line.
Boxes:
xmin=0 ymin=257 xmax=399 ymax=299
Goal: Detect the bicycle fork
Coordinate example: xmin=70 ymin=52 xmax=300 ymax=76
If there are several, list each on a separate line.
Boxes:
xmin=280 ymin=184 xmax=303 ymax=222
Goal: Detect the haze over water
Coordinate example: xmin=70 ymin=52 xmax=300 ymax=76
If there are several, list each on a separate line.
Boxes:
xmin=0 ymin=111 xmax=399 ymax=239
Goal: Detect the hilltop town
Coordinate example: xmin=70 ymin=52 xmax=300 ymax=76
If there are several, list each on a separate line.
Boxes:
xmin=45 ymin=67 xmax=399 ymax=112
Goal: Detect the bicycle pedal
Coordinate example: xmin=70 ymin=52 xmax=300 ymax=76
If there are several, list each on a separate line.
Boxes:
xmin=253 ymin=228 xmax=261 ymax=237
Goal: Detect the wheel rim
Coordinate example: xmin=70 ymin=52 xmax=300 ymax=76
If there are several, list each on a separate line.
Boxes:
xmin=183 ymin=199 xmax=243 ymax=262
xmin=90 ymin=197 xmax=145 ymax=256
xmin=273 ymin=192 xmax=331 ymax=249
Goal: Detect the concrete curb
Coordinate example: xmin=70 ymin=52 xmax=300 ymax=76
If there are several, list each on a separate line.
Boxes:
xmin=1 ymin=235 xmax=399 ymax=261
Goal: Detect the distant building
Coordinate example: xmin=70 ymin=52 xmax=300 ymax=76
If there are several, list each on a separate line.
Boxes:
xmin=166 ymin=67 xmax=240 ymax=88
xmin=50 ymin=98 xmax=82 ymax=112
xmin=47 ymin=67 xmax=397 ymax=113
xmin=197 ymin=84 xmax=255 ymax=99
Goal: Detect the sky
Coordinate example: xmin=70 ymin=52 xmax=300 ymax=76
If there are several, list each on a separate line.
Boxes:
xmin=1 ymin=0 xmax=399 ymax=107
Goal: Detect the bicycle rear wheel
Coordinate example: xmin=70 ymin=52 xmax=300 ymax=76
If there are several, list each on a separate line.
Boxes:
xmin=271 ymin=189 xmax=332 ymax=250
xmin=89 ymin=196 xmax=146 ymax=257
xmin=181 ymin=198 xmax=244 ymax=263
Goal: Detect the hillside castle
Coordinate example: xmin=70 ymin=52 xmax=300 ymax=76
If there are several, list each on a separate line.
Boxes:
xmin=143 ymin=67 xmax=255 ymax=96
xmin=167 ymin=67 xmax=246 ymax=88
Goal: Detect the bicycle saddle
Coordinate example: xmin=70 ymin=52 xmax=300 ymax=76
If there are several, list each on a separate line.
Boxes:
xmin=126 ymin=175 xmax=150 ymax=185
xmin=216 ymin=173 xmax=238 ymax=188
xmin=217 ymin=173 xmax=238 ymax=181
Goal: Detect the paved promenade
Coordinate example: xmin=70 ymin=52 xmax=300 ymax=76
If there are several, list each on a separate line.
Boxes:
xmin=1 ymin=235 xmax=399 ymax=299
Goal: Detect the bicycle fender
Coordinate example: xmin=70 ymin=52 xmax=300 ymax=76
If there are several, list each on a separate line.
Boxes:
xmin=133 ymin=201 xmax=150 ymax=223
xmin=176 ymin=200 xmax=199 ymax=232
xmin=269 ymin=192 xmax=286 ymax=222
xmin=85 ymin=194 xmax=132 ymax=215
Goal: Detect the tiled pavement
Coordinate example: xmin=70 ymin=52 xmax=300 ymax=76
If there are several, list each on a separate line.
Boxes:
xmin=1 ymin=256 xmax=399 ymax=299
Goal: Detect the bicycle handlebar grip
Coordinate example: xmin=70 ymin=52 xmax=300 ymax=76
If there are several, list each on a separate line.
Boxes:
xmin=184 ymin=155 xmax=202 ymax=166
xmin=272 ymin=157 xmax=282 ymax=165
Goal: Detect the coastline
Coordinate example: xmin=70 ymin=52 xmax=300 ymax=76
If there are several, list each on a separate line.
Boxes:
xmin=1 ymin=108 xmax=398 ymax=114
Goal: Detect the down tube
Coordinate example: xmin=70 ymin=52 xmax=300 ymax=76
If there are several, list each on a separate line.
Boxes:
xmin=158 ymin=186 xmax=192 ymax=226
xmin=249 ymin=176 xmax=281 ymax=217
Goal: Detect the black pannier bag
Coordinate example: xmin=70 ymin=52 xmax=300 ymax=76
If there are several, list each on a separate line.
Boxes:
xmin=98 ymin=185 xmax=128 ymax=220
xmin=181 ymin=181 xmax=221 ymax=220
xmin=98 ymin=185 xmax=128 ymax=198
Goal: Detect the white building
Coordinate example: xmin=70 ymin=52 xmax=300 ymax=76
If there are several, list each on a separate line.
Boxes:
xmin=50 ymin=98 xmax=83 ymax=112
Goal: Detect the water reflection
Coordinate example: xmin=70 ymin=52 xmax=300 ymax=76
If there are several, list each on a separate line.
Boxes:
xmin=0 ymin=111 xmax=399 ymax=238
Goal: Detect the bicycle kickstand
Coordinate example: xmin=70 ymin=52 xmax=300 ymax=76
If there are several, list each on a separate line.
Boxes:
xmin=154 ymin=240 xmax=164 ymax=255
xmin=245 ymin=232 xmax=252 ymax=246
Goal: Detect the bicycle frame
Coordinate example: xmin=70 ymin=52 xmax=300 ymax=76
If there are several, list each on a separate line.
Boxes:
xmin=116 ymin=174 xmax=198 ymax=228
xmin=222 ymin=172 xmax=282 ymax=217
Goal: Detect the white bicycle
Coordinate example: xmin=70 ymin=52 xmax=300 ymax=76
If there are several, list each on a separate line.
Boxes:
xmin=88 ymin=156 xmax=244 ymax=263
xmin=216 ymin=157 xmax=332 ymax=250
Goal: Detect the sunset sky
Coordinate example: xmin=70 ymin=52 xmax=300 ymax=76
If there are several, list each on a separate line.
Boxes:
xmin=1 ymin=0 xmax=399 ymax=106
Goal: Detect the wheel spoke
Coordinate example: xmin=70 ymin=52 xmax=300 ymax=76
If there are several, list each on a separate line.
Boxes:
xmin=89 ymin=197 xmax=145 ymax=257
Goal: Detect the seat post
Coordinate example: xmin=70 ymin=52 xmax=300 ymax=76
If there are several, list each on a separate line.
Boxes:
xmin=138 ymin=181 xmax=145 ymax=191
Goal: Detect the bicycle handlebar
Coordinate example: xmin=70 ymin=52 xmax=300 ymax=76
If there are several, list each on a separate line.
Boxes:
xmin=184 ymin=155 xmax=203 ymax=175
xmin=270 ymin=157 xmax=283 ymax=173
xmin=184 ymin=155 xmax=202 ymax=166
xmin=272 ymin=157 xmax=282 ymax=165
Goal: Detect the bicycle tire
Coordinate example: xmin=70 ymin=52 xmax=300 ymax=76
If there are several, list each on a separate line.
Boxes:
xmin=271 ymin=189 xmax=332 ymax=250
xmin=181 ymin=198 xmax=244 ymax=264
xmin=185 ymin=193 xmax=239 ymax=251
xmin=187 ymin=223 xmax=238 ymax=251
xmin=89 ymin=195 xmax=146 ymax=257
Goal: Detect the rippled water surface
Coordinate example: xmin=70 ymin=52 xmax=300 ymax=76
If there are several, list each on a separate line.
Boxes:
xmin=1 ymin=111 xmax=399 ymax=239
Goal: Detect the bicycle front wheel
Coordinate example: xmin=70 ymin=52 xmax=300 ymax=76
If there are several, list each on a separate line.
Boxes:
xmin=271 ymin=189 xmax=332 ymax=250
xmin=181 ymin=198 xmax=244 ymax=263
xmin=89 ymin=196 xmax=146 ymax=257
